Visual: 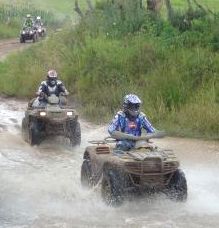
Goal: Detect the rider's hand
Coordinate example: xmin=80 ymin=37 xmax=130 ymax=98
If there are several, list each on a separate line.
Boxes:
xmin=138 ymin=131 xmax=166 ymax=141
xmin=138 ymin=136 xmax=150 ymax=141
xmin=59 ymin=92 xmax=65 ymax=96
xmin=40 ymin=92 xmax=45 ymax=97
xmin=155 ymin=130 xmax=166 ymax=138
xmin=39 ymin=92 xmax=48 ymax=100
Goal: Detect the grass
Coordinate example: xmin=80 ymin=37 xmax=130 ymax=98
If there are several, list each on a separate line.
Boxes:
xmin=0 ymin=21 xmax=20 ymax=38
xmin=0 ymin=0 xmax=97 ymax=14
xmin=172 ymin=0 xmax=219 ymax=11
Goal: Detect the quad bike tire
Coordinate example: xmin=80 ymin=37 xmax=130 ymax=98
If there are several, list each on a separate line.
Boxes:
xmin=81 ymin=159 xmax=93 ymax=188
xmin=33 ymin=34 xmax=38 ymax=43
xmin=28 ymin=120 xmax=40 ymax=146
xmin=69 ymin=121 xmax=81 ymax=146
xmin=101 ymin=168 xmax=125 ymax=207
xmin=20 ymin=37 xmax=25 ymax=43
xmin=21 ymin=118 xmax=28 ymax=142
xmin=167 ymin=169 xmax=187 ymax=201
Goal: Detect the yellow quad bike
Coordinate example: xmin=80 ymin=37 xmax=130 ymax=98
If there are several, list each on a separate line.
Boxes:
xmin=81 ymin=135 xmax=187 ymax=206
xmin=22 ymin=94 xmax=81 ymax=146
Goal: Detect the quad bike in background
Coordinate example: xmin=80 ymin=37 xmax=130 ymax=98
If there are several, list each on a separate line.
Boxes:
xmin=35 ymin=24 xmax=46 ymax=37
xmin=22 ymin=94 xmax=81 ymax=147
xmin=20 ymin=26 xmax=39 ymax=43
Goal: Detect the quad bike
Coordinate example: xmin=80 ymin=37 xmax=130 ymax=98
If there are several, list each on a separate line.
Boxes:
xmin=22 ymin=94 xmax=81 ymax=146
xmin=81 ymin=134 xmax=187 ymax=206
xmin=20 ymin=26 xmax=38 ymax=43
xmin=35 ymin=24 xmax=46 ymax=37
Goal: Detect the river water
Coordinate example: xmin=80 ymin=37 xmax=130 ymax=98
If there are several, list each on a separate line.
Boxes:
xmin=0 ymin=97 xmax=218 ymax=228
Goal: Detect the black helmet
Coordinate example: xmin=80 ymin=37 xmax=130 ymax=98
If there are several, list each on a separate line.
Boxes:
xmin=123 ymin=94 xmax=142 ymax=118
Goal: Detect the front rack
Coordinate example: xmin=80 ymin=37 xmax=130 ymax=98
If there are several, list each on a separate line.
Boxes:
xmin=88 ymin=137 xmax=116 ymax=145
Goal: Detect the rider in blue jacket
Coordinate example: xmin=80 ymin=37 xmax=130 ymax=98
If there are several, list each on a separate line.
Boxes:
xmin=108 ymin=94 xmax=158 ymax=151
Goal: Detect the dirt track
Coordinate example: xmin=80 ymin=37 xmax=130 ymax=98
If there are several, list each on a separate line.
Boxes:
xmin=0 ymin=39 xmax=219 ymax=228
xmin=0 ymin=38 xmax=31 ymax=61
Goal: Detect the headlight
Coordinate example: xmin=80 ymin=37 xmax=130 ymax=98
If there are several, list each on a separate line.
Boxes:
xmin=40 ymin=111 xmax=46 ymax=117
xmin=67 ymin=111 xmax=73 ymax=116
xmin=22 ymin=31 xmax=25 ymax=34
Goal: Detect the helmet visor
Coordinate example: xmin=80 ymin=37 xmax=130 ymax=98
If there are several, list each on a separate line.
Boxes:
xmin=50 ymin=79 xmax=56 ymax=86
xmin=127 ymin=103 xmax=140 ymax=117
xmin=128 ymin=103 xmax=140 ymax=111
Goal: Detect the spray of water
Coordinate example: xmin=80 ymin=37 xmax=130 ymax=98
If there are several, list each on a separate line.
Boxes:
xmin=0 ymin=97 xmax=219 ymax=227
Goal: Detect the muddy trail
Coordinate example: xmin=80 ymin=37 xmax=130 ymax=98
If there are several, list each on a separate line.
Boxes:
xmin=0 ymin=38 xmax=31 ymax=61
xmin=0 ymin=39 xmax=219 ymax=228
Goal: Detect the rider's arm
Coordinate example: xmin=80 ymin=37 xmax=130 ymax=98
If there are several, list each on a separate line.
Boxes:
xmin=110 ymin=131 xmax=141 ymax=141
xmin=57 ymin=80 xmax=69 ymax=95
xmin=140 ymin=113 xmax=166 ymax=139
xmin=108 ymin=115 xmax=119 ymax=134
xmin=141 ymin=113 xmax=156 ymax=133
xmin=36 ymin=81 xmax=46 ymax=96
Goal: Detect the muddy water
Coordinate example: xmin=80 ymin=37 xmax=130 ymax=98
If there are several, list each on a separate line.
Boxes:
xmin=0 ymin=97 xmax=218 ymax=228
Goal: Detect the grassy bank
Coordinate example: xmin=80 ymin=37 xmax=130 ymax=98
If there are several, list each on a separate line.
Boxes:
xmin=0 ymin=0 xmax=218 ymax=139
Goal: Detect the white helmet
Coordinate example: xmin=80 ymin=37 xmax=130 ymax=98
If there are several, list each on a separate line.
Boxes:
xmin=47 ymin=69 xmax=58 ymax=87
xmin=123 ymin=94 xmax=142 ymax=117
xmin=36 ymin=16 xmax=41 ymax=20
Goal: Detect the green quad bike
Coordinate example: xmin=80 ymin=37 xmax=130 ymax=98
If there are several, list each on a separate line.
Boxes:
xmin=22 ymin=94 xmax=81 ymax=146
xmin=81 ymin=135 xmax=187 ymax=206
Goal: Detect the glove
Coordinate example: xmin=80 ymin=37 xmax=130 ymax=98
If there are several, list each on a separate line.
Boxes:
xmin=140 ymin=131 xmax=166 ymax=141
xmin=39 ymin=92 xmax=45 ymax=97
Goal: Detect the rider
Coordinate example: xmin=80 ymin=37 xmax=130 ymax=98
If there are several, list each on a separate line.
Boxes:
xmin=32 ymin=69 xmax=69 ymax=107
xmin=34 ymin=16 xmax=43 ymax=27
xmin=24 ymin=14 xmax=33 ymax=27
xmin=108 ymin=94 xmax=159 ymax=151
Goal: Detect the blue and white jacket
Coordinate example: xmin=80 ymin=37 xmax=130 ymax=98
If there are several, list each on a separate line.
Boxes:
xmin=108 ymin=110 xmax=155 ymax=136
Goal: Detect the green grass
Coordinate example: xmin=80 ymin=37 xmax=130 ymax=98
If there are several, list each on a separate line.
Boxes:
xmin=0 ymin=21 xmax=19 ymax=38
xmin=0 ymin=0 xmax=96 ymax=14
xmin=172 ymin=0 xmax=219 ymax=11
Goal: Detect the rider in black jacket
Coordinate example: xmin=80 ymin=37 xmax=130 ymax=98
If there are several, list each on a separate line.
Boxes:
xmin=32 ymin=69 xmax=69 ymax=107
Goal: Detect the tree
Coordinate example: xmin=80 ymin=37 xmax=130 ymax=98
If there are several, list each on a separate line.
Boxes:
xmin=147 ymin=0 xmax=163 ymax=12
xmin=74 ymin=0 xmax=94 ymax=18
